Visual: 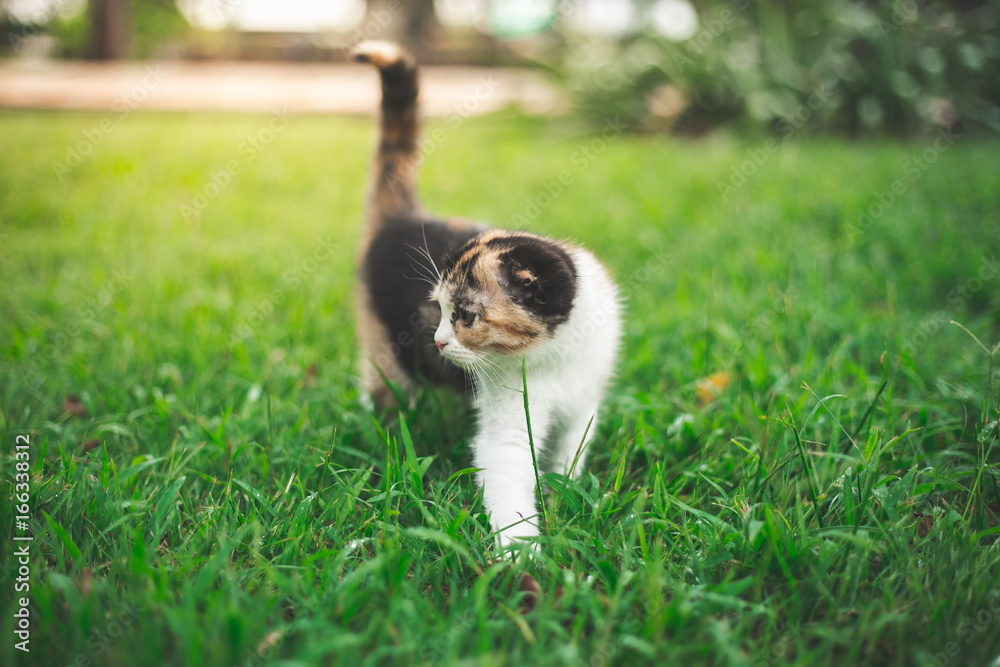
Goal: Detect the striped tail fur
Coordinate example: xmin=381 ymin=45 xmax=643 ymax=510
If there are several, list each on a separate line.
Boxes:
xmin=351 ymin=41 xmax=420 ymax=220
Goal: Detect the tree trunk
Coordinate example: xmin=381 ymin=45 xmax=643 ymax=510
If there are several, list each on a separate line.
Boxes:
xmin=89 ymin=0 xmax=131 ymax=60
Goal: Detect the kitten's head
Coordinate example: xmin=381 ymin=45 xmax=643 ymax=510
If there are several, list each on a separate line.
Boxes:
xmin=431 ymin=231 xmax=577 ymax=368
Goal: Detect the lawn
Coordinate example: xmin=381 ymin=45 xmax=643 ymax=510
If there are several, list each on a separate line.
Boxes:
xmin=1 ymin=109 xmax=999 ymax=666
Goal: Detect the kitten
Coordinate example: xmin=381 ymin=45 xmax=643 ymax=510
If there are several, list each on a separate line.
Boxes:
xmin=352 ymin=41 xmax=622 ymax=549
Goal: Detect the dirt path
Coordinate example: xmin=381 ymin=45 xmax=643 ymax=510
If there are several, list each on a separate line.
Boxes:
xmin=0 ymin=60 xmax=562 ymax=116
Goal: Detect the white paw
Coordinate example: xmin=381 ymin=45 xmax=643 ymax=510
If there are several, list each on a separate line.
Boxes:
xmin=494 ymin=518 xmax=540 ymax=555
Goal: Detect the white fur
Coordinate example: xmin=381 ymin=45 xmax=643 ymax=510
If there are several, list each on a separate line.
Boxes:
xmin=433 ymin=248 xmax=622 ymax=549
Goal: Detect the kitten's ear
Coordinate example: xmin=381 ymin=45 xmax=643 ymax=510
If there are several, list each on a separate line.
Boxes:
xmin=513 ymin=269 xmax=538 ymax=293
xmin=502 ymin=238 xmax=577 ymax=324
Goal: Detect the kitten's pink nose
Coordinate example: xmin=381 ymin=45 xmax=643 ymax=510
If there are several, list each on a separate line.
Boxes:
xmin=435 ymin=340 xmax=447 ymax=350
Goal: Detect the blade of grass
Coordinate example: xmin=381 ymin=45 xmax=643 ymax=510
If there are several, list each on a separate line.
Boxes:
xmin=521 ymin=351 xmax=546 ymax=531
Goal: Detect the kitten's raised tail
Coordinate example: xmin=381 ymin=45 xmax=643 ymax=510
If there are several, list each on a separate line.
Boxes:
xmin=351 ymin=41 xmax=420 ymax=220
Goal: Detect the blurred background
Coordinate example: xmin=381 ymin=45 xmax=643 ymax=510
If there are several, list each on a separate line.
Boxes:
xmin=1 ymin=0 xmax=998 ymax=135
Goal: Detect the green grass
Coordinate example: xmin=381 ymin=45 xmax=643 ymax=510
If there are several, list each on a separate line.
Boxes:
xmin=1 ymin=109 xmax=999 ymax=667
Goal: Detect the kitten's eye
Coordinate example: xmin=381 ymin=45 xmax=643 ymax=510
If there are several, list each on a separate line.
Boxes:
xmin=454 ymin=307 xmax=476 ymax=327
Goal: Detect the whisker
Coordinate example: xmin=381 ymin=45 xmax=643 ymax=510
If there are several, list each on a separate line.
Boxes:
xmin=404 ymin=250 xmax=441 ymax=286
xmin=404 ymin=248 xmax=438 ymax=279
xmin=401 ymin=270 xmax=437 ymax=287
xmin=404 ymin=236 xmax=442 ymax=287
xmin=465 ymin=367 xmax=479 ymax=396
xmin=476 ymin=355 xmax=511 ymax=390
xmin=469 ymin=358 xmax=507 ymax=412
xmin=471 ymin=365 xmax=499 ymax=413
xmin=458 ymin=360 xmax=475 ymax=398
xmin=420 ymin=224 xmax=441 ymax=279
xmin=467 ymin=366 xmax=485 ymax=404
xmin=465 ymin=359 xmax=491 ymax=395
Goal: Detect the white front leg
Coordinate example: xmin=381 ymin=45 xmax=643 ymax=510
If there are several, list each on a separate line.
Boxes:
xmin=552 ymin=401 xmax=600 ymax=480
xmin=472 ymin=399 xmax=551 ymax=550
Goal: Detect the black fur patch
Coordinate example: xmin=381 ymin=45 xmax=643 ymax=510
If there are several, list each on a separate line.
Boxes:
xmin=363 ymin=215 xmax=482 ymax=393
xmin=496 ymin=235 xmax=577 ymax=330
